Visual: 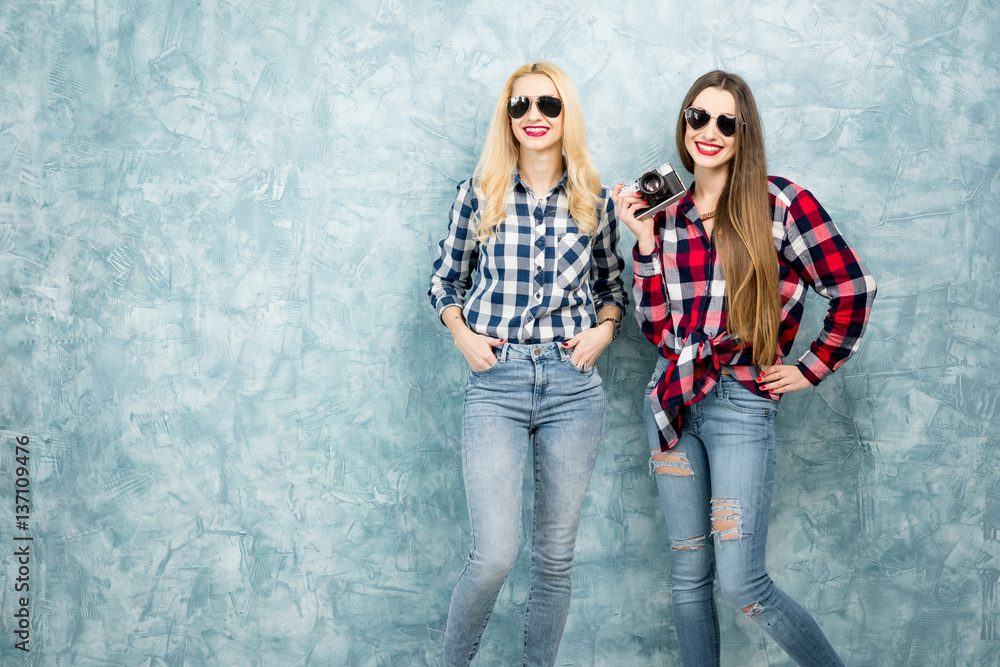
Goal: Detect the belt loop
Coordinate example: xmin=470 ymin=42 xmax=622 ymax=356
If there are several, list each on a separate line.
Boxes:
xmin=499 ymin=341 xmax=510 ymax=362
xmin=557 ymin=341 xmax=569 ymax=361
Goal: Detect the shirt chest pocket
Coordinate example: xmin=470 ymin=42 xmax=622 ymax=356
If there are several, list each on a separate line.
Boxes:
xmin=554 ymin=232 xmax=592 ymax=291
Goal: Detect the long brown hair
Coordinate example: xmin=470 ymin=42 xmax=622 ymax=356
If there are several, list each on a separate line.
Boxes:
xmin=675 ymin=71 xmax=780 ymax=365
xmin=474 ymin=62 xmax=601 ymax=241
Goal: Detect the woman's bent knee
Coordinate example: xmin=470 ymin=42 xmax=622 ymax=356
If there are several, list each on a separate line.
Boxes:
xmin=466 ymin=546 xmax=518 ymax=584
xmin=718 ymin=570 xmax=772 ymax=612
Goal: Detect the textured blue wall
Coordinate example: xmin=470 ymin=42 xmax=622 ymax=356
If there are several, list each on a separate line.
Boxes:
xmin=0 ymin=0 xmax=998 ymax=664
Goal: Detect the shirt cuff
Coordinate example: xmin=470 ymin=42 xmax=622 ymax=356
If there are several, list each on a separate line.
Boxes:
xmin=594 ymin=299 xmax=626 ymax=320
xmin=633 ymin=245 xmax=661 ymax=278
xmin=796 ymin=349 xmax=834 ymax=385
xmin=434 ymin=296 xmax=464 ymax=323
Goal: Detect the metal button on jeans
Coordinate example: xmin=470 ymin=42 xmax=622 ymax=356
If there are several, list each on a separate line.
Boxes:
xmin=533 ymin=348 xmax=541 ymax=356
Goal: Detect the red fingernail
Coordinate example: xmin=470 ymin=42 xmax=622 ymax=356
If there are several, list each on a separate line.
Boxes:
xmin=562 ymin=342 xmax=569 ymax=346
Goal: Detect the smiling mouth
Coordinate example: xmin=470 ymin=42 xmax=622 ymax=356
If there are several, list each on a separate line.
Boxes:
xmin=524 ymin=126 xmax=549 ymax=137
xmin=696 ymin=142 xmax=722 ymax=156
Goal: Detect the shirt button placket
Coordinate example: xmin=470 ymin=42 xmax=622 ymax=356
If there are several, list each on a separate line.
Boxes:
xmin=529 ymin=197 xmax=544 ymax=390
xmin=534 ymin=235 xmax=545 ymax=302
xmin=528 ymin=209 xmax=546 ymax=330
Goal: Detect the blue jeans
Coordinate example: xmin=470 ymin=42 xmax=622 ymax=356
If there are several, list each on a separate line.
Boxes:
xmin=643 ymin=357 xmax=844 ymax=667
xmin=441 ymin=342 xmax=605 ymax=667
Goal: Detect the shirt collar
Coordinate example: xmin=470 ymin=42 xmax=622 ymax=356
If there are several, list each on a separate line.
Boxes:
xmin=513 ymin=167 xmax=569 ymax=198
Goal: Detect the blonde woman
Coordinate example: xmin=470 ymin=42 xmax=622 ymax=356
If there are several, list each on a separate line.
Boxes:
xmin=429 ymin=62 xmax=627 ymax=666
xmin=613 ymin=71 xmax=876 ymax=665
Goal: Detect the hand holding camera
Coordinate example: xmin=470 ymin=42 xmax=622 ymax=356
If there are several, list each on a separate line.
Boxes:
xmin=621 ymin=163 xmax=686 ymax=219
xmin=613 ymin=162 xmax=686 ymax=254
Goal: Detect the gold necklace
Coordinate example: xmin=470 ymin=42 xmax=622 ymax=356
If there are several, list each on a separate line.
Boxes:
xmin=701 ymin=210 xmax=716 ymax=220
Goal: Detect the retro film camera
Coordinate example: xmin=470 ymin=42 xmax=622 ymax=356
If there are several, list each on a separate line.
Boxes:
xmin=621 ymin=163 xmax=686 ymax=219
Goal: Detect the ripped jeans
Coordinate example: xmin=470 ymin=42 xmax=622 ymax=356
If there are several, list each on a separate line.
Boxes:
xmin=644 ymin=357 xmax=843 ymax=667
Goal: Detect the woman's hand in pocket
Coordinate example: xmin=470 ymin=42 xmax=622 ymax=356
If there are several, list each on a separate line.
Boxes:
xmin=563 ymin=322 xmax=614 ymax=370
xmin=454 ymin=327 xmax=506 ymax=371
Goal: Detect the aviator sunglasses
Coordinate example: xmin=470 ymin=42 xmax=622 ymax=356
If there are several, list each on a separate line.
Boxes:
xmin=684 ymin=106 xmax=743 ymax=137
xmin=507 ymin=95 xmax=563 ymax=119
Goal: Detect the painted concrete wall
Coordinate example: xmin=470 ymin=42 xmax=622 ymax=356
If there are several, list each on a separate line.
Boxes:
xmin=0 ymin=0 xmax=997 ymax=664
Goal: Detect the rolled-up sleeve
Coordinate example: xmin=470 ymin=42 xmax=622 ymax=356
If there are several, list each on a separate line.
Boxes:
xmin=429 ymin=180 xmax=480 ymax=321
xmin=781 ymin=188 xmax=877 ymax=384
xmin=589 ymin=191 xmax=628 ymax=317
xmin=632 ymin=240 xmax=667 ymax=348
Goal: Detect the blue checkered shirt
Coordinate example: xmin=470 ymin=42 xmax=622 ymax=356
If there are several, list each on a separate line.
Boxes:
xmin=429 ymin=171 xmax=628 ymax=343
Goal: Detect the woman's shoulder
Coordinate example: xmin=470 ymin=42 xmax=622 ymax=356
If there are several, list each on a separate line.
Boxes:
xmin=442 ymin=177 xmax=482 ymax=228
xmin=767 ymin=175 xmax=801 ymax=203
xmin=595 ymin=183 xmax=617 ymax=215
xmin=767 ymin=175 xmax=836 ymax=238
xmin=453 ymin=177 xmax=480 ymax=207
xmin=767 ymin=175 xmax=823 ymax=210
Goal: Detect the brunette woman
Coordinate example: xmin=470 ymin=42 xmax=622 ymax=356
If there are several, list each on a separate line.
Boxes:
xmin=613 ymin=70 xmax=875 ymax=666
xmin=430 ymin=62 xmax=627 ymax=666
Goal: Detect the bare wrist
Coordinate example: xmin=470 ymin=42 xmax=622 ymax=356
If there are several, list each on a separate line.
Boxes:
xmin=449 ymin=321 xmax=471 ymax=339
xmin=636 ymin=236 xmax=656 ymax=255
xmin=442 ymin=307 xmax=466 ymax=331
xmin=595 ymin=317 xmax=620 ymax=342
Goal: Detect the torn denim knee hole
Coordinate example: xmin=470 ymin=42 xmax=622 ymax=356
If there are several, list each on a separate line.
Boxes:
xmin=671 ymin=535 xmax=706 ymax=551
xmin=650 ymin=451 xmax=694 ymax=477
xmin=742 ymin=602 xmax=765 ymax=617
xmin=710 ymin=498 xmax=744 ymax=540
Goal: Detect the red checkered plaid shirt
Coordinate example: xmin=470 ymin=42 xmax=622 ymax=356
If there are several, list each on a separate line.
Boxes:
xmin=635 ymin=176 xmax=877 ymax=450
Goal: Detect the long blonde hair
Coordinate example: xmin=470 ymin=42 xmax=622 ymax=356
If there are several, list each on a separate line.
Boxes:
xmin=675 ymin=71 xmax=781 ymax=365
xmin=473 ymin=62 xmax=602 ymax=241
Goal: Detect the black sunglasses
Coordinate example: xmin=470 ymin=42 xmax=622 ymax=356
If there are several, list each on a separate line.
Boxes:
xmin=684 ymin=106 xmax=743 ymax=137
xmin=507 ymin=95 xmax=563 ymax=119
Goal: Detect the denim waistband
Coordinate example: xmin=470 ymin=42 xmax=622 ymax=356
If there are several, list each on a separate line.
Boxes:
xmin=652 ymin=355 xmax=742 ymax=392
xmin=492 ymin=341 xmax=572 ymax=362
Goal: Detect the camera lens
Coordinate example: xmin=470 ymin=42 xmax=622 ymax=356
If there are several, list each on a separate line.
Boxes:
xmin=638 ymin=171 xmax=664 ymax=196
